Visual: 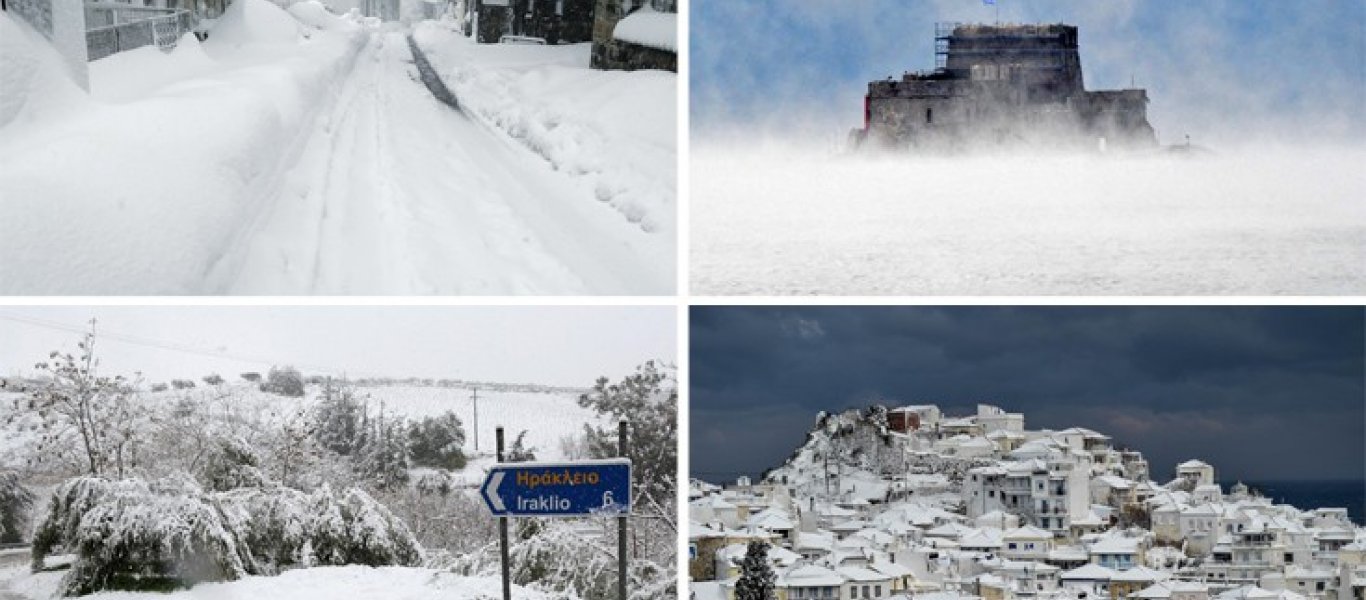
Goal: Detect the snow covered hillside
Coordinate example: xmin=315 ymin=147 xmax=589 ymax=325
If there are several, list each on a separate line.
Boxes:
xmin=0 ymin=381 xmax=599 ymax=471
xmin=691 ymin=143 xmax=1366 ymax=296
xmin=0 ymin=0 xmax=675 ymax=295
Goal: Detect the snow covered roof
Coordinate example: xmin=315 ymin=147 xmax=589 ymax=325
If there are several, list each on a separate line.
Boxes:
xmin=1111 ymin=566 xmax=1171 ymax=582
xmin=779 ymin=564 xmax=845 ymax=587
xmin=1088 ymin=536 xmax=1139 ymax=554
xmin=1004 ymin=525 xmax=1053 ymax=540
xmin=870 ymin=560 xmax=913 ymax=578
xmin=747 ymin=509 xmax=795 ymax=530
xmin=1215 ymin=586 xmax=1279 ymax=600
xmin=612 ymin=7 xmax=676 ymax=52
xmin=1095 ymin=475 xmax=1134 ymax=490
xmin=1048 ymin=546 xmax=1089 ymax=561
xmin=959 ymin=528 xmax=1005 ymax=548
xmin=1177 ymin=459 xmax=1211 ymax=470
xmin=1060 ymin=564 xmax=1117 ymax=581
xmin=839 ymin=565 xmax=892 ymax=582
xmin=1133 ymin=582 xmax=1176 ymax=599
xmin=927 ymin=522 xmax=975 ymax=538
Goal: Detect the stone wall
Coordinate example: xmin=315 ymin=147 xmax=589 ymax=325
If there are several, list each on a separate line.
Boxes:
xmin=591 ymin=38 xmax=674 ymax=72
xmin=589 ymin=0 xmax=627 ymax=68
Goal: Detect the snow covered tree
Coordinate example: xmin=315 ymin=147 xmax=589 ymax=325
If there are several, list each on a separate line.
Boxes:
xmin=313 ymin=381 xmax=366 ymax=456
xmin=0 ymin=471 xmax=34 ymax=543
xmin=406 ymin=411 xmax=466 ymax=470
xmin=33 ymin=474 xmax=423 ymax=596
xmin=578 ymin=360 xmax=677 ymax=510
xmin=735 ymin=541 xmax=777 ymax=600
xmin=506 ymin=429 xmax=536 ymax=462
xmin=240 ymin=372 xmax=262 ymax=383
xmin=20 ymin=322 xmax=146 ymax=478
xmin=202 ymin=374 xmax=225 ymax=386
xmin=263 ymin=407 xmax=321 ymax=490
xmin=356 ymin=409 xmax=409 ymax=491
xmin=261 ymin=366 xmax=305 ymax=397
xmin=198 ymin=435 xmax=269 ymax=492
xmin=32 ymin=476 xmax=248 ymax=596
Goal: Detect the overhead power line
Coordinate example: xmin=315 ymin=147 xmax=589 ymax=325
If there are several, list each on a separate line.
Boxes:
xmin=0 ymin=311 xmax=386 ymax=378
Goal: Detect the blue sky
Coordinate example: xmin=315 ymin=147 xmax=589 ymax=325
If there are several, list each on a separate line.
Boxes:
xmin=691 ymin=0 xmax=1366 ymax=144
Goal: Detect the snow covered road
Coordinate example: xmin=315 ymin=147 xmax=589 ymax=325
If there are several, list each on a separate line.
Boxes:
xmin=216 ymin=31 xmax=662 ymax=294
xmin=0 ymin=2 xmax=673 ymax=295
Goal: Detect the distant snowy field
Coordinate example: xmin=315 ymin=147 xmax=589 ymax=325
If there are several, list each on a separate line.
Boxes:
xmin=691 ymin=143 xmax=1366 ymax=295
xmin=0 ymin=382 xmax=599 ymax=470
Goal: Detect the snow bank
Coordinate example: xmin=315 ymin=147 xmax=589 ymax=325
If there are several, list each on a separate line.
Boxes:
xmin=0 ymin=5 xmax=368 ymax=294
xmin=413 ymin=22 xmax=676 ymax=235
xmin=289 ymin=1 xmax=361 ymax=33
xmin=71 ymin=566 xmax=555 ymax=600
xmin=613 ymin=8 xmax=676 ymax=52
xmin=89 ymin=34 xmax=217 ymax=103
xmin=211 ymin=0 xmax=303 ymax=47
xmin=0 ymin=11 xmax=91 ymax=131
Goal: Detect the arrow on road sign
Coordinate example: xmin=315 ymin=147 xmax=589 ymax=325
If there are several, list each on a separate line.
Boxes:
xmin=480 ymin=458 xmax=631 ymax=517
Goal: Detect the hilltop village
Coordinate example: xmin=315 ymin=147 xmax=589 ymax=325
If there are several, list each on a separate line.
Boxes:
xmin=689 ymin=405 xmax=1364 ymax=600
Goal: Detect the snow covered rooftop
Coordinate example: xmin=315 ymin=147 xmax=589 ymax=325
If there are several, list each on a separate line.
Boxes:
xmin=779 ymin=564 xmax=846 ymax=587
xmin=1111 ymin=566 xmax=1171 ymax=582
xmin=1061 ymin=564 xmax=1117 ymax=580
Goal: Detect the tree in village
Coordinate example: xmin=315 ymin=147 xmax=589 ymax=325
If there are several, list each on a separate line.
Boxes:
xmin=12 ymin=322 xmax=145 ymax=478
xmin=735 ymin=541 xmax=777 ymax=600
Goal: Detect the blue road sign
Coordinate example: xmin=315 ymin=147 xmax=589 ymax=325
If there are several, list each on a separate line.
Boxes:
xmin=481 ymin=458 xmax=631 ymax=517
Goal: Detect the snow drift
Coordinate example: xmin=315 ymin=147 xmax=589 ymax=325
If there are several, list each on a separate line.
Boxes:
xmin=0 ymin=0 xmax=367 ymax=294
xmin=0 ymin=12 xmax=91 ymax=131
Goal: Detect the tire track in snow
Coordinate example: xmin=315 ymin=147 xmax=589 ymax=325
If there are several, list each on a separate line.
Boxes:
xmin=223 ymin=27 xmax=653 ymax=295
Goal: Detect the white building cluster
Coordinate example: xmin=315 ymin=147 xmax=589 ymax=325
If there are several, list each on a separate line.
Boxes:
xmin=689 ymin=404 xmax=1365 ymax=600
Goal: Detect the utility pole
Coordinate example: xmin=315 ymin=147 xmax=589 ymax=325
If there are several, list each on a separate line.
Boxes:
xmin=618 ymin=420 xmax=629 ymax=600
xmin=497 ymin=426 xmax=510 ymax=600
xmin=472 ymin=387 xmax=480 ymax=452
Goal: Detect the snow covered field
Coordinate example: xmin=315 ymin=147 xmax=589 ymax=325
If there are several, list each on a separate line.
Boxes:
xmin=690 ymin=143 xmax=1366 ymax=295
xmin=0 ymin=0 xmax=675 ymax=295
xmin=0 ymin=382 xmax=599 ymax=471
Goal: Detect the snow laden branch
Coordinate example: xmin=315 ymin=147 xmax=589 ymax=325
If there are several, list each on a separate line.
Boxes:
xmin=30 ymin=474 xmax=423 ymax=596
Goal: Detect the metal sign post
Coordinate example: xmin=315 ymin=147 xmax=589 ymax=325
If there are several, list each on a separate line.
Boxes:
xmin=497 ymin=426 xmax=510 ymax=600
xmin=617 ymin=420 xmax=628 ymax=600
xmin=481 ymin=423 xmax=633 ymax=600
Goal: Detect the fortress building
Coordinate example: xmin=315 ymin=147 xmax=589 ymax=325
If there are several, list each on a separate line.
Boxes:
xmin=854 ymin=23 xmax=1157 ymax=151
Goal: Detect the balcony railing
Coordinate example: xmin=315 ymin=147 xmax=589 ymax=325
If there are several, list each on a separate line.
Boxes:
xmin=85 ymin=3 xmax=196 ymax=61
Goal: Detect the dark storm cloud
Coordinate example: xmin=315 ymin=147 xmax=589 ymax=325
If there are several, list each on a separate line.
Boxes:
xmin=690 ymin=307 xmax=1365 ymax=483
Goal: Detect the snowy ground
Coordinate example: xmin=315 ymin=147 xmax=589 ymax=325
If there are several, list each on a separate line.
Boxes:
xmin=690 ymin=143 xmax=1366 ymax=295
xmin=0 ymin=1 xmax=674 ymax=295
xmin=0 ymin=564 xmax=550 ymax=600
